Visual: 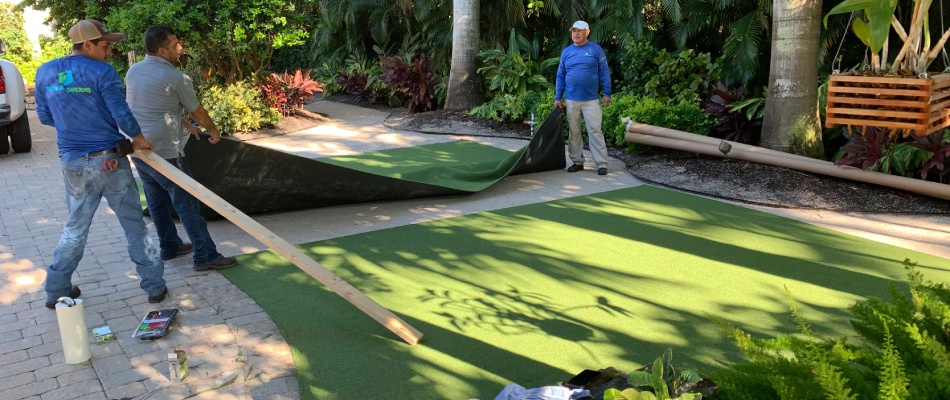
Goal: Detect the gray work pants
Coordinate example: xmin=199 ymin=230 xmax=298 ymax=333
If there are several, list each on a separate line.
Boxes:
xmin=566 ymin=99 xmax=609 ymax=168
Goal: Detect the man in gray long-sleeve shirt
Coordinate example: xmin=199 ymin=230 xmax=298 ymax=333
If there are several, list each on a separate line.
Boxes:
xmin=127 ymin=25 xmax=237 ymax=272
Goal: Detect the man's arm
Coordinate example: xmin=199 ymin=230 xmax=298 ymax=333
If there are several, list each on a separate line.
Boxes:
xmin=176 ymin=74 xmax=223 ymax=144
xmin=598 ymin=45 xmax=612 ymax=107
xmin=101 ymin=70 xmax=152 ymax=150
xmin=554 ymin=49 xmax=567 ymax=109
xmin=34 ymin=68 xmax=55 ymax=126
xmin=189 ymin=105 xmax=222 ymax=144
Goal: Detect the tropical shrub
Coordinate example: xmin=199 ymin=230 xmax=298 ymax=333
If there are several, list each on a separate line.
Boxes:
xmin=907 ymin=129 xmax=950 ymax=182
xmin=379 ymin=53 xmax=441 ymax=113
xmin=105 ymin=0 xmax=308 ymax=84
xmin=604 ymin=96 xmax=714 ymax=153
xmin=477 ymin=29 xmax=556 ymax=100
xmin=604 ymin=349 xmax=718 ymax=400
xmin=617 ymin=39 xmax=661 ymax=96
xmin=710 ymin=259 xmax=950 ymax=400
xmin=202 ymin=81 xmax=281 ymax=135
xmin=259 ymin=69 xmax=323 ymax=116
xmin=702 ymin=82 xmax=765 ymax=145
xmin=334 ymin=54 xmax=395 ymax=105
xmin=645 ymin=49 xmax=723 ymax=105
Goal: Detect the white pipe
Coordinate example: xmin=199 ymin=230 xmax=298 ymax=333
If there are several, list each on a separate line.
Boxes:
xmin=624 ymin=131 xmax=950 ymax=201
xmin=624 ymin=119 xmax=829 ymax=165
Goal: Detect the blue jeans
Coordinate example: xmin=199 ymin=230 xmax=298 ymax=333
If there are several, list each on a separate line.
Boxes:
xmin=45 ymin=153 xmax=166 ymax=302
xmin=132 ymin=156 xmax=222 ymax=266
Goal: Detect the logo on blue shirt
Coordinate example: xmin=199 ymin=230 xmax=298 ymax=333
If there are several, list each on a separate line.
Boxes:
xmin=58 ymin=71 xmax=73 ymax=86
xmin=47 ymin=70 xmax=91 ymax=93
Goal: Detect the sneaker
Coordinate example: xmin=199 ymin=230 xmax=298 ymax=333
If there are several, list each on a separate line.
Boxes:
xmin=148 ymin=287 xmax=168 ymax=303
xmin=162 ymin=242 xmax=193 ymax=261
xmin=194 ymin=256 xmax=238 ymax=272
xmin=46 ymin=286 xmax=81 ymax=309
xmin=567 ymin=164 xmax=584 ymax=172
xmin=597 ymin=167 xmax=608 ymax=175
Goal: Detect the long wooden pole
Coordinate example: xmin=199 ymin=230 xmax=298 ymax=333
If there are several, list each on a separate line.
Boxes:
xmin=133 ymin=149 xmax=424 ymax=345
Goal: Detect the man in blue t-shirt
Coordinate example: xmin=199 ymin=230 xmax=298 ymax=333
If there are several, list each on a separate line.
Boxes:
xmin=554 ymin=20 xmax=612 ymax=176
xmin=35 ymin=19 xmax=168 ymax=309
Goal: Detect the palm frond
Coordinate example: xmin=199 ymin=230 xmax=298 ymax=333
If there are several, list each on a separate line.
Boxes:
xmin=722 ymin=9 xmax=767 ymax=85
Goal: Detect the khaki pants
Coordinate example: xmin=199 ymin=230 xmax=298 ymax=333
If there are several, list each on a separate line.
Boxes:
xmin=566 ymin=99 xmax=609 ymax=168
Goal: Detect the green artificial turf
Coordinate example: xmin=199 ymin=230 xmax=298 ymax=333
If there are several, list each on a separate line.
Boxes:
xmin=318 ymin=140 xmax=523 ymax=191
xmin=224 ymin=186 xmax=950 ymax=400
xmin=137 ymin=140 xmax=518 ymax=210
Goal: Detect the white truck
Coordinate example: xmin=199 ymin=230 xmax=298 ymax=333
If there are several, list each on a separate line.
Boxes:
xmin=0 ymin=39 xmax=31 ymax=154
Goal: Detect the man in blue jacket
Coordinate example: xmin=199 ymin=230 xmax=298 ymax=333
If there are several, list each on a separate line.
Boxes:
xmin=554 ymin=20 xmax=612 ymax=176
xmin=35 ymin=19 xmax=168 ymax=308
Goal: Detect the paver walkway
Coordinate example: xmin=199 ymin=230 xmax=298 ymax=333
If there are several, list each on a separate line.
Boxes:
xmin=2 ymin=99 xmax=948 ymax=400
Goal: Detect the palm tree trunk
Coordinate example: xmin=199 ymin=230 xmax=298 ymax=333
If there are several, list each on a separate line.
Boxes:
xmin=761 ymin=0 xmax=824 ymax=158
xmin=445 ymin=0 xmax=484 ymax=110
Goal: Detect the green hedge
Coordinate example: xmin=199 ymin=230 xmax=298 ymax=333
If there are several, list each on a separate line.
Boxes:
xmin=603 ymin=94 xmax=713 ymax=153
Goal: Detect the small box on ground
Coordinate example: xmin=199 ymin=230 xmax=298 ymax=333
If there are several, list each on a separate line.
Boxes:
xmin=91 ymin=325 xmax=114 ymax=344
xmin=168 ymin=347 xmax=189 ymax=382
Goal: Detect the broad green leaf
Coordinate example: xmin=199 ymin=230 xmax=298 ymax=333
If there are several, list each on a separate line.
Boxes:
xmin=604 ymin=388 xmax=622 ymax=400
xmin=627 ymin=371 xmax=654 ymax=387
xmin=868 ymin=0 xmax=897 ymax=53
xmin=824 ymin=0 xmax=874 ymax=27
xmin=852 ymin=18 xmax=872 ymax=48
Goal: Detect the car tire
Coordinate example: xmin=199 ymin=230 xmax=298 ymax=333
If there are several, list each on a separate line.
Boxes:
xmin=0 ymin=131 xmax=9 ymax=155
xmin=9 ymin=112 xmax=31 ymax=153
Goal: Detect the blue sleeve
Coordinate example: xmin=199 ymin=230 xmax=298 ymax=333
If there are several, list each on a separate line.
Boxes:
xmin=100 ymin=68 xmax=142 ymax=137
xmin=597 ymin=46 xmax=611 ymax=97
xmin=34 ymin=66 xmax=54 ymax=126
xmin=555 ymin=49 xmax=566 ymax=101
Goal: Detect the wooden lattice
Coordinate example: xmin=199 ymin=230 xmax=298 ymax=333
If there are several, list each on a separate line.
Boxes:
xmin=825 ymin=73 xmax=950 ymax=136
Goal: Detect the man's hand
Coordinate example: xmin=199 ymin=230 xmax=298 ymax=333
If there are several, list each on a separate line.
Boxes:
xmin=183 ymin=120 xmax=202 ymax=139
xmin=554 ymin=100 xmax=565 ymax=109
xmin=603 ymin=97 xmax=611 ymax=108
xmin=190 ymin=105 xmax=223 ymax=144
xmin=131 ymin=134 xmax=153 ymax=150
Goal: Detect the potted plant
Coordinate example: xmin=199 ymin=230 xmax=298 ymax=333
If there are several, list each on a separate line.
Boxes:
xmin=823 ymin=0 xmax=950 ymax=137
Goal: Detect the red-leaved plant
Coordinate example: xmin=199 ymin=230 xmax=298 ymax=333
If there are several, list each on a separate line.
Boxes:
xmin=835 ymin=126 xmax=895 ymax=170
xmin=379 ymin=53 xmax=441 ymax=114
xmin=907 ymin=129 xmax=950 ymax=182
xmin=259 ymin=69 xmax=323 ymax=116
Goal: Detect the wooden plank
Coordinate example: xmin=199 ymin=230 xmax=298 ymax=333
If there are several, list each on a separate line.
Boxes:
xmin=827 ymin=95 xmax=923 ymax=108
xmin=931 ymin=73 xmax=950 ymax=85
xmin=825 ymin=107 xmax=926 ymax=119
xmin=930 ymin=90 xmax=950 ymax=103
xmin=827 ymin=86 xmax=931 ymax=97
xmin=829 ymin=75 xmax=931 ymax=85
xmin=929 ymin=112 xmax=950 ymax=124
xmin=933 ymin=79 xmax=950 ymax=91
xmin=133 ymin=149 xmax=424 ymax=346
xmin=929 ymin=98 xmax=950 ymax=113
xmin=929 ymin=119 xmax=950 ymax=135
xmin=825 ymin=117 xmax=923 ymax=130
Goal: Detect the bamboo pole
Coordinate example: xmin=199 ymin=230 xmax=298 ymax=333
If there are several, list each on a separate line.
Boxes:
xmin=133 ymin=149 xmax=424 ymax=345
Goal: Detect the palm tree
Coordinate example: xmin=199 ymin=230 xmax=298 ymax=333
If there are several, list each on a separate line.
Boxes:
xmin=760 ymin=0 xmax=824 ymax=156
xmin=445 ymin=0 xmax=484 ymax=109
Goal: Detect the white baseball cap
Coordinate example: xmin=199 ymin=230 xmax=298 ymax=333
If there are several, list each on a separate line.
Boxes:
xmin=571 ymin=21 xmax=589 ymax=30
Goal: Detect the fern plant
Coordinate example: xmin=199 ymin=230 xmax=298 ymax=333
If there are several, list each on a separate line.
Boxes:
xmin=711 ymin=259 xmax=950 ymax=399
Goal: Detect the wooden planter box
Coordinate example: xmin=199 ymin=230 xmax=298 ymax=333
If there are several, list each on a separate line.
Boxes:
xmin=825 ymin=73 xmax=950 ymax=136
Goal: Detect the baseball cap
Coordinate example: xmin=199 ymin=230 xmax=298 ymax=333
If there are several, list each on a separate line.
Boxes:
xmin=571 ymin=21 xmax=589 ymax=30
xmin=68 ymin=20 xmax=125 ymax=44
